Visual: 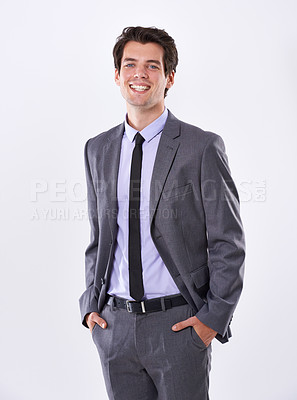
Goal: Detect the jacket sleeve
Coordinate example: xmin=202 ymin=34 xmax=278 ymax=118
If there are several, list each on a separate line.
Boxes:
xmin=79 ymin=139 xmax=100 ymax=328
xmin=195 ymin=134 xmax=245 ymax=337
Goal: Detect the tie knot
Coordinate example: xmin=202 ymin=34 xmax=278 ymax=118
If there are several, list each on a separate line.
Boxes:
xmin=135 ymin=132 xmax=145 ymax=146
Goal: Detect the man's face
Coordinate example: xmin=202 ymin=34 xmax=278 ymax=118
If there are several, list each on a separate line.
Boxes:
xmin=115 ymin=41 xmax=174 ymax=111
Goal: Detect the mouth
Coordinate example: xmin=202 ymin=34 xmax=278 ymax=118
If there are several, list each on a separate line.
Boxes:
xmin=129 ymin=84 xmax=150 ymax=92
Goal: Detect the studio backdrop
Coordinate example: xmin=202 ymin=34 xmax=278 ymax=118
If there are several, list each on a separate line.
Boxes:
xmin=1 ymin=1 xmax=296 ymax=399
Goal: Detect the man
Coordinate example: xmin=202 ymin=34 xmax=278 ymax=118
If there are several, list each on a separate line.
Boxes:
xmin=79 ymin=26 xmax=245 ymax=400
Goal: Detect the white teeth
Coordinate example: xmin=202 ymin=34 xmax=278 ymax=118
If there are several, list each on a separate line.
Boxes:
xmin=130 ymin=85 xmax=149 ymax=91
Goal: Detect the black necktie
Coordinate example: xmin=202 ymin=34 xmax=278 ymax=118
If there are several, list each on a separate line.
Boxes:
xmin=129 ymin=132 xmax=145 ymax=301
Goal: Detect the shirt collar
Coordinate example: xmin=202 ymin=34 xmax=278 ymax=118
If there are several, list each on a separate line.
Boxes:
xmin=124 ymin=107 xmax=168 ymax=143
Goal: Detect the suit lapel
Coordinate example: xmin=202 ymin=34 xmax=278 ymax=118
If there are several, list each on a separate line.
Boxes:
xmin=102 ymin=122 xmax=124 ymax=240
xmin=149 ymin=110 xmax=181 ymax=225
xmin=102 ymin=111 xmax=181 ymax=233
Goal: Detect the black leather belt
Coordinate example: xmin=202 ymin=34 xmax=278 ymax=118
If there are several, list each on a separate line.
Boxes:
xmin=106 ymin=294 xmax=188 ymax=313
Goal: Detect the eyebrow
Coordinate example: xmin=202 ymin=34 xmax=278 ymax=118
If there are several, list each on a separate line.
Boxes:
xmin=123 ymin=57 xmax=162 ymax=66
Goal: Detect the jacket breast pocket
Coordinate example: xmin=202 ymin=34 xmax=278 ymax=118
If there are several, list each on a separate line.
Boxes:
xmin=190 ymin=264 xmax=209 ymax=302
xmin=162 ymin=183 xmax=193 ymax=200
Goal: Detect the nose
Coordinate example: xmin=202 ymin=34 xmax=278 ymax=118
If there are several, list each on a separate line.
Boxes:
xmin=134 ymin=66 xmax=148 ymax=79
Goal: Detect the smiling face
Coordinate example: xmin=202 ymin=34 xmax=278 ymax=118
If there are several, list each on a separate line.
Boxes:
xmin=115 ymin=41 xmax=174 ymax=113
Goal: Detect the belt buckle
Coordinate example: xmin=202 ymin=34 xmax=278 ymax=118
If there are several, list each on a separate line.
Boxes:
xmin=140 ymin=301 xmax=146 ymax=313
xmin=125 ymin=300 xmax=146 ymax=313
xmin=126 ymin=300 xmax=133 ymax=313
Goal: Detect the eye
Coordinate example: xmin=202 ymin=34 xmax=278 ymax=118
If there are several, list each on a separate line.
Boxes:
xmin=148 ymin=65 xmax=158 ymax=69
xmin=125 ymin=63 xmax=134 ymax=68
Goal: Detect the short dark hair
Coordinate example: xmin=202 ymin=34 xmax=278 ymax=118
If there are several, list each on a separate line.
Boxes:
xmin=113 ymin=26 xmax=178 ymax=97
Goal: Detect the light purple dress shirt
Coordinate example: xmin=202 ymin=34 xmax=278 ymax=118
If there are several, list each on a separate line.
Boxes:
xmin=107 ymin=108 xmax=180 ymax=300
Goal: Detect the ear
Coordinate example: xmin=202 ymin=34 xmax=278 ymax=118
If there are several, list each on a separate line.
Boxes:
xmin=115 ymin=69 xmax=120 ymax=86
xmin=166 ymin=71 xmax=175 ymax=89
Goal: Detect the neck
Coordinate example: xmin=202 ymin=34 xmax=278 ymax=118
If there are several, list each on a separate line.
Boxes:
xmin=126 ymin=103 xmax=165 ymax=131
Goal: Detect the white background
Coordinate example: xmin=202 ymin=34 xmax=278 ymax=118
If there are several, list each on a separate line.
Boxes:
xmin=1 ymin=0 xmax=297 ymax=399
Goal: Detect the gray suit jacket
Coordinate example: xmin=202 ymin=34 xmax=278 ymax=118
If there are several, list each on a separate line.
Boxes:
xmin=79 ymin=110 xmax=245 ymax=343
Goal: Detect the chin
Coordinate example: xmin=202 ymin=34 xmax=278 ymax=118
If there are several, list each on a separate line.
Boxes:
xmin=128 ymin=99 xmax=150 ymax=108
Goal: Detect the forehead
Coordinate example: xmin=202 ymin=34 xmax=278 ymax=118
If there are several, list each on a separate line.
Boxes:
xmin=122 ymin=41 xmax=164 ymax=63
